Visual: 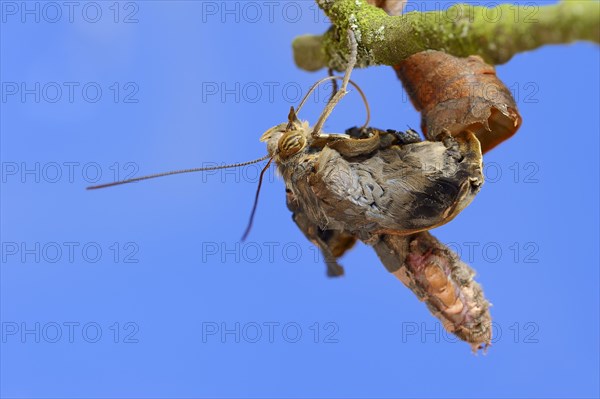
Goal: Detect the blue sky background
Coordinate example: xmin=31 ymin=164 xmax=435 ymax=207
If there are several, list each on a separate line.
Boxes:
xmin=1 ymin=1 xmax=598 ymax=398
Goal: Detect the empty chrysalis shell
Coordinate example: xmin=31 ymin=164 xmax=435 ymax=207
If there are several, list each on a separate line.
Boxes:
xmin=395 ymin=50 xmax=522 ymax=153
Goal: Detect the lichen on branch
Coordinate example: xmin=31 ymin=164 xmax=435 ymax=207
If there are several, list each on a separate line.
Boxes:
xmin=293 ymin=0 xmax=600 ymax=71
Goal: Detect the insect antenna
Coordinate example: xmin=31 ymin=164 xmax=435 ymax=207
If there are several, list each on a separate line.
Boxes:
xmin=241 ymin=156 xmax=273 ymax=241
xmin=86 ymin=154 xmax=271 ymax=190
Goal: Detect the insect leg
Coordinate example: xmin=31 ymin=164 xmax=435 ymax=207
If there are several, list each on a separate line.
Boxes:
xmin=311 ymin=29 xmax=359 ymax=139
xmin=286 ymin=187 xmax=356 ymax=277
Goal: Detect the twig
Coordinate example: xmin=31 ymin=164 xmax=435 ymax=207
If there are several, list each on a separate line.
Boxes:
xmin=293 ymin=0 xmax=599 ymax=71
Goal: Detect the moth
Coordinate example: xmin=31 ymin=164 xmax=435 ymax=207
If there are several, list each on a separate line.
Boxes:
xmin=89 ymin=30 xmax=492 ymax=351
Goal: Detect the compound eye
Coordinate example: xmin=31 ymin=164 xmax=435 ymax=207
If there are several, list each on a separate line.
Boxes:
xmin=278 ymin=130 xmax=306 ymax=160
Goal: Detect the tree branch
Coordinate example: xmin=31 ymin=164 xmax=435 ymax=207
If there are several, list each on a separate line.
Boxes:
xmin=293 ymin=0 xmax=599 ymax=71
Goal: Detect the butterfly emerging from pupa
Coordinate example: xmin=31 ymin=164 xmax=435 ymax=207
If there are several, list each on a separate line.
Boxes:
xmin=89 ymin=30 xmax=492 ymax=351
